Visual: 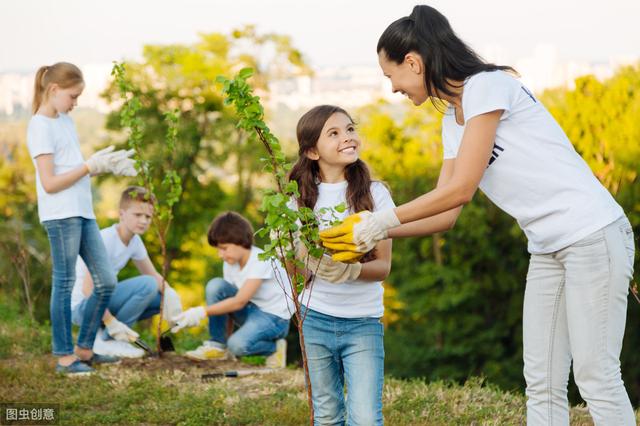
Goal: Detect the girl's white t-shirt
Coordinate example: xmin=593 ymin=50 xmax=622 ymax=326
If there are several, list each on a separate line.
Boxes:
xmin=223 ymin=246 xmax=294 ymax=320
xmin=301 ymin=181 xmax=396 ymax=319
xmin=441 ymin=71 xmax=623 ymax=254
xmin=26 ymin=113 xmax=94 ymax=222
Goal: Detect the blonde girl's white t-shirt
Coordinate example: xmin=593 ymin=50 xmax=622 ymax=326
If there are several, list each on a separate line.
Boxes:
xmin=71 ymin=224 xmax=148 ymax=309
xmin=223 ymin=246 xmax=293 ymax=320
xmin=441 ymin=70 xmax=623 ymax=254
xmin=26 ymin=113 xmax=94 ymax=222
xmin=300 ymin=181 xmax=396 ymax=319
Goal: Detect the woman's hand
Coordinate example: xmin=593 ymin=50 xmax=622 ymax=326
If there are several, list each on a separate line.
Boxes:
xmin=319 ymin=209 xmax=400 ymax=262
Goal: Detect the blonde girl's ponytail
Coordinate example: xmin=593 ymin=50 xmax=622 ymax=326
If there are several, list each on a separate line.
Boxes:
xmin=31 ymin=62 xmax=84 ymax=114
xmin=32 ymin=66 xmax=50 ymax=114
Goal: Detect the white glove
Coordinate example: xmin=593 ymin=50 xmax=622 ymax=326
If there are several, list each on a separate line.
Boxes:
xmin=307 ymin=254 xmax=363 ymax=284
xmin=170 ymin=306 xmax=207 ymax=333
xmin=108 ymin=149 xmax=137 ymax=176
xmin=105 ymin=317 xmax=139 ymax=342
xmin=320 ymin=209 xmax=400 ymax=262
xmin=85 ymin=145 xmax=116 ymax=174
xmin=162 ymin=286 xmax=183 ymax=326
xmin=86 ymin=146 xmax=137 ymax=176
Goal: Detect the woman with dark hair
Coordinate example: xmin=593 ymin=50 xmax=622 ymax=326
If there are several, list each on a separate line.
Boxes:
xmin=320 ymin=5 xmax=635 ymax=425
xmin=290 ymin=105 xmax=394 ymax=425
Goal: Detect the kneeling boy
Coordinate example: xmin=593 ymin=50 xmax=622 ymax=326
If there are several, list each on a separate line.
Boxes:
xmin=171 ymin=212 xmax=292 ymax=367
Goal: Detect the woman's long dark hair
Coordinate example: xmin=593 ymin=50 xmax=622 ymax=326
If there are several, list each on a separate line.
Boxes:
xmin=377 ymin=5 xmax=516 ymax=100
xmin=290 ymin=105 xmax=377 ymax=262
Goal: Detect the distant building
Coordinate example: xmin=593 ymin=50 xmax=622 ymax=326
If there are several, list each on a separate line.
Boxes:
xmin=1 ymin=54 xmax=637 ymax=118
xmin=0 ymin=63 xmax=112 ymax=117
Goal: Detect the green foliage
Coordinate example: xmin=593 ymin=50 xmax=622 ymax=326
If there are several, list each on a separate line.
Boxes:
xmin=541 ymin=64 xmax=640 ymax=403
xmin=111 ymin=61 xmax=183 ymax=225
xmin=0 ymin=300 xmax=50 ymax=358
xmin=218 ymin=68 xmax=331 ymax=294
xmin=219 ymin=68 xmax=346 ymax=424
xmin=101 ymin=28 xmax=311 ymax=288
xmin=0 ymin=129 xmax=51 ymax=322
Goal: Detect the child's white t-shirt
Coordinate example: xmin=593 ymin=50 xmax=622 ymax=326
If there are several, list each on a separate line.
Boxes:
xmin=441 ymin=70 xmax=623 ymax=254
xmin=223 ymin=246 xmax=293 ymax=320
xmin=26 ymin=113 xmax=95 ymax=222
xmin=302 ymin=181 xmax=396 ymax=319
xmin=71 ymin=224 xmax=148 ymax=309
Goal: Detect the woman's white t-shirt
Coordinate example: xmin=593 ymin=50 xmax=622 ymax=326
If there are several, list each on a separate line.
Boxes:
xmin=26 ymin=113 xmax=94 ymax=222
xmin=223 ymin=246 xmax=293 ymax=320
xmin=441 ymin=71 xmax=623 ymax=254
xmin=301 ymin=181 xmax=396 ymax=319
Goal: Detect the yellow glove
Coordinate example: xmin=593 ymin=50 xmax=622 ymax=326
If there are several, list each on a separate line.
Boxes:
xmin=320 ymin=209 xmax=400 ymax=262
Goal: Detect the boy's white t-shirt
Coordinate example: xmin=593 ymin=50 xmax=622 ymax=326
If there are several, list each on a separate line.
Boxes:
xmin=301 ymin=181 xmax=395 ymax=319
xmin=223 ymin=246 xmax=293 ymax=320
xmin=26 ymin=113 xmax=95 ymax=222
xmin=71 ymin=224 xmax=148 ymax=309
xmin=441 ymin=70 xmax=623 ymax=254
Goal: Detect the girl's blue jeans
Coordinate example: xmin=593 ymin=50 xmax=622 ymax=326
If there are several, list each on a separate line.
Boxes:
xmin=302 ymin=307 xmax=384 ymax=426
xmin=43 ymin=217 xmax=116 ymax=355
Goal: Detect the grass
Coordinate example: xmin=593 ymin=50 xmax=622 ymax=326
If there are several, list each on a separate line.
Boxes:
xmin=1 ymin=301 xmax=637 ymax=425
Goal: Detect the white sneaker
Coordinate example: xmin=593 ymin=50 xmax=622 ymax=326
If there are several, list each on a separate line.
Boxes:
xmin=185 ymin=341 xmax=228 ymax=361
xmin=266 ymin=339 xmax=287 ymax=368
xmin=93 ymin=333 xmax=145 ymax=358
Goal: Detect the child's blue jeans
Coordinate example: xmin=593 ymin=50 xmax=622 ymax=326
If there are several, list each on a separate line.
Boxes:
xmin=43 ymin=217 xmax=116 ymax=355
xmin=301 ymin=306 xmax=384 ymax=426
xmin=205 ymin=277 xmax=289 ymax=356
xmin=73 ymin=275 xmax=161 ymax=337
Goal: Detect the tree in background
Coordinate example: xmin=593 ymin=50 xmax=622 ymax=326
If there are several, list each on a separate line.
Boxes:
xmin=357 ymin=101 xmax=528 ymax=390
xmin=0 ymin=124 xmax=51 ymax=322
xmin=101 ymin=26 xmax=311 ymax=289
xmin=541 ymin=64 xmax=640 ymax=402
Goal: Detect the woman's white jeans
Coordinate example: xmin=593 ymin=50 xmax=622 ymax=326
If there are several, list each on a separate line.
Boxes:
xmin=523 ymin=216 xmax=635 ymax=425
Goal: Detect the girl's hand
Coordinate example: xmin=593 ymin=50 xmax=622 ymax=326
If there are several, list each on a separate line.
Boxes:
xmin=307 ymin=254 xmax=362 ymax=284
xmin=85 ymin=145 xmax=116 ymax=175
xmin=320 ymin=209 xmax=400 ymax=262
xmin=85 ymin=146 xmax=137 ymax=176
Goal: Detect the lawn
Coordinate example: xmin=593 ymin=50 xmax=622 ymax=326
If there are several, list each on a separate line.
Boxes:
xmin=1 ymin=302 xmax=632 ymax=425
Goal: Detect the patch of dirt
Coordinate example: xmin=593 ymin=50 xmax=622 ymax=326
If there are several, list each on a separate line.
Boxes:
xmin=118 ymin=351 xmax=242 ymax=374
xmin=108 ymin=352 xmax=305 ymax=391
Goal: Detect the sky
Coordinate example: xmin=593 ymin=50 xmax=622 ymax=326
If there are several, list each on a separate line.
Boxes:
xmin=1 ymin=0 xmax=639 ymax=73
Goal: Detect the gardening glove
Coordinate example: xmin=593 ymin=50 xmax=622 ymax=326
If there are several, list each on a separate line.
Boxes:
xmin=162 ymin=286 xmax=183 ymax=326
xmin=104 ymin=317 xmax=139 ymax=342
xmin=106 ymin=149 xmax=137 ymax=177
xmin=170 ymin=306 xmax=207 ymax=333
xmin=320 ymin=209 xmax=400 ymax=262
xmin=86 ymin=146 xmax=137 ymax=176
xmin=85 ymin=145 xmax=116 ymax=175
xmin=307 ymin=254 xmax=363 ymax=284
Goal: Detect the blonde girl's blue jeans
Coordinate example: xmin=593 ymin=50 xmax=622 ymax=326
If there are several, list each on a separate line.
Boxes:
xmin=43 ymin=217 xmax=116 ymax=355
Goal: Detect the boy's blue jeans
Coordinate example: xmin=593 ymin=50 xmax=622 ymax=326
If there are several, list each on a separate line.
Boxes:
xmin=73 ymin=275 xmax=161 ymax=336
xmin=43 ymin=217 xmax=116 ymax=355
xmin=302 ymin=307 xmax=384 ymax=426
xmin=205 ymin=278 xmax=289 ymax=356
